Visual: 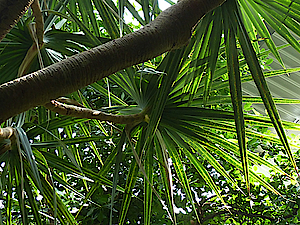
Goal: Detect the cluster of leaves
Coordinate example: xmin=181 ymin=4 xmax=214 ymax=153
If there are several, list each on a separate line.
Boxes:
xmin=2 ymin=0 xmax=300 ymax=224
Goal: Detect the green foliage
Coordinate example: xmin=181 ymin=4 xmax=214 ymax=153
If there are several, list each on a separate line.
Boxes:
xmin=1 ymin=0 xmax=300 ymax=224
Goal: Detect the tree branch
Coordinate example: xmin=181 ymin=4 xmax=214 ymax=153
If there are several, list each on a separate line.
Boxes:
xmin=44 ymin=100 xmax=146 ymax=125
xmin=0 ymin=0 xmax=225 ymax=123
xmin=0 ymin=0 xmax=34 ymax=41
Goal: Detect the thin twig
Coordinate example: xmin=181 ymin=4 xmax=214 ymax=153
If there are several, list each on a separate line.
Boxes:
xmin=45 ymin=100 xmax=145 ymax=125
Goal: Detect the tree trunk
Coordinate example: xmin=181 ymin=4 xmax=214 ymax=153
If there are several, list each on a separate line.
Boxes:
xmin=0 ymin=0 xmax=34 ymax=41
xmin=0 ymin=0 xmax=225 ymax=123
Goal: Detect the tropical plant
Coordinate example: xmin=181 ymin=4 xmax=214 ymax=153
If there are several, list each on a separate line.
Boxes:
xmin=1 ymin=0 xmax=300 ymax=224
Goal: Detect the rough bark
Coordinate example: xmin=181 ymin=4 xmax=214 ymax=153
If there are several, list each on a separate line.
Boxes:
xmin=0 ymin=0 xmax=225 ymax=123
xmin=0 ymin=0 xmax=34 ymax=41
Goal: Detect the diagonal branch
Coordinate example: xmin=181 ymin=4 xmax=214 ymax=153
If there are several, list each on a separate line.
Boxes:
xmin=45 ymin=100 xmax=146 ymax=125
xmin=0 ymin=0 xmax=225 ymax=123
xmin=0 ymin=0 xmax=34 ymax=41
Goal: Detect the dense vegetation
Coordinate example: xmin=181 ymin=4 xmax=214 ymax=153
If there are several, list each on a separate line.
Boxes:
xmin=1 ymin=0 xmax=300 ymax=224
